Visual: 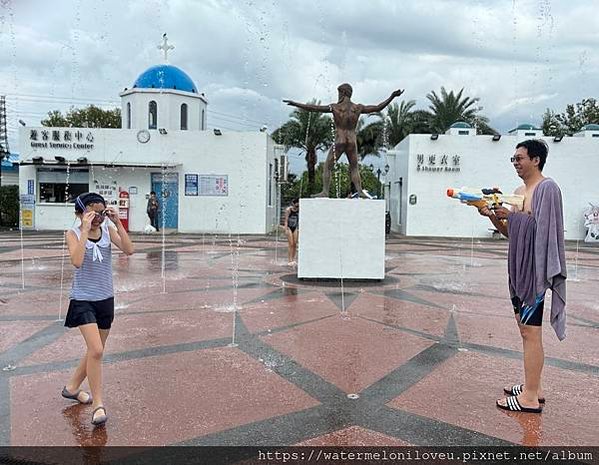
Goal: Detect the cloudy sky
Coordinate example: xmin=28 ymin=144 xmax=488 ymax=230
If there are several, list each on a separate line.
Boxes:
xmin=1 ymin=0 xmax=597 ymax=172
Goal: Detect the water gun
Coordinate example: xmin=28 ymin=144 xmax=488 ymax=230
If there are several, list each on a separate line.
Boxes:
xmin=446 ymin=187 xmax=524 ymax=210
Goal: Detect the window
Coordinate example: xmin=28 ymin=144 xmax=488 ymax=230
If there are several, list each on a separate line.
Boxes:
xmin=126 ymin=102 xmax=131 ymax=129
xmin=180 ymin=103 xmax=188 ymax=130
xmin=149 ymin=101 xmax=157 ymax=129
xmin=201 ymin=109 xmax=205 ymax=130
xmin=38 ymin=168 xmax=89 ymax=203
xmin=458 ymin=130 xmax=469 ymax=135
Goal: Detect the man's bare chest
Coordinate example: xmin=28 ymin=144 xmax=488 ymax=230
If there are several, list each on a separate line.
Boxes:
xmin=522 ymin=190 xmax=535 ymax=215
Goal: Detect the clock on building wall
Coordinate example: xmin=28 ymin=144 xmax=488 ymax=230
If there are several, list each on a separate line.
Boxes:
xmin=137 ymin=129 xmax=150 ymax=143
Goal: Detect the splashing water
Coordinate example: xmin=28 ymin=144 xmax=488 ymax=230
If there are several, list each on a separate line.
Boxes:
xmin=71 ymin=0 xmax=82 ymax=97
xmin=274 ymin=179 xmax=281 ymax=265
xmin=1 ymin=2 xmax=24 ymax=288
xmin=160 ymin=163 xmax=167 ymax=293
xmin=329 ymin=118 xmax=347 ymax=317
xmin=470 ymin=234 xmax=475 ymax=268
xmin=539 ymin=0 xmax=555 ymax=90
xmin=570 ymin=190 xmax=585 ymax=282
xmin=58 ymin=162 xmax=72 ymax=321
xmin=571 ymin=239 xmax=580 ymax=282
xmin=303 ymin=112 xmax=313 ymax=196
xmin=511 ymin=0 xmax=519 ymax=105
xmin=227 ymin=234 xmax=240 ymax=348
xmin=382 ymin=114 xmax=389 ymax=153
xmin=18 ymin=195 xmax=25 ymax=290
xmin=332 ymin=121 xmax=341 ymax=199
xmin=228 ymin=235 xmax=240 ymax=311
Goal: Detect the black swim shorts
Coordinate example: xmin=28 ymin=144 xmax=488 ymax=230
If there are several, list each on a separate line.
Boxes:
xmin=511 ymin=292 xmax=545 ymax=326
xmin=65 ymin=297 xmax=115 ymax=330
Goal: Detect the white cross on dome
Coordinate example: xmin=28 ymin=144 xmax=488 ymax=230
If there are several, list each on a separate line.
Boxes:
xmin=157 ymin=33 xmax=175 ymax=62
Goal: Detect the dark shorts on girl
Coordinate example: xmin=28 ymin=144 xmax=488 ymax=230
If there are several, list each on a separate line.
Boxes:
xmin=65 ymin=297 xmax=115 ymax=330
xmin=511 ymin=292 xmax=545 ymax=326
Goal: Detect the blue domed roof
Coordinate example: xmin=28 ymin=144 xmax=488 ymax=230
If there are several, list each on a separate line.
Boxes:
xmin=582 ymin=123 xmax=599 ymax=131
xmin=508 ymin=123 xmax=541 ymax=133
xmin=515 ymin=123 xmax=539 ymax=130
xmin=133 ymin=64 xmax=197 ymax=93
xmin=450 ymin=121 xmax=472 ymax=129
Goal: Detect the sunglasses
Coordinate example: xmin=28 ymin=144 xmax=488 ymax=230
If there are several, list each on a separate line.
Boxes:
xmin=87 ymin=209 xmax=107 ymax=218
xmin=510 ymin=156 xmax=527 ymax=163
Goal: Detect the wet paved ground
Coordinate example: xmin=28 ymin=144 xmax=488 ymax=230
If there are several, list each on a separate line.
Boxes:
xmin=0 ymin=231 xmax=598 ymax=447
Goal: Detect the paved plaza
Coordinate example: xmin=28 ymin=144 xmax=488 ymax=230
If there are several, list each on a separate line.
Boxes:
xmin=0 ymin=231 xmax=598 ymax=448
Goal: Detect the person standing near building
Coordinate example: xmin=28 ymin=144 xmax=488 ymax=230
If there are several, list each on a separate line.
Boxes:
xmin=147 ymin=191 xmax=160 ymax=232
xmin=478 ymin=139 xmax=567 ymax=413
xmin=62 ymin=192 xmax=134 ymax=425
xmin=284 ymin=198 xmax=299 ymax=266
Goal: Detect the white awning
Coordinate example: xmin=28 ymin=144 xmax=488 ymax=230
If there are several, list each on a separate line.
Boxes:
xmin=20 ymin=160 xmax=180 ymax=169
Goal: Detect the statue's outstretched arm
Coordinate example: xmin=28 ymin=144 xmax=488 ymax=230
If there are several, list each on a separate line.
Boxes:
xmin=282 ymin=100 xmax=331 ymax=113
xmin=361 ymin=89 xmax=404 ymax=114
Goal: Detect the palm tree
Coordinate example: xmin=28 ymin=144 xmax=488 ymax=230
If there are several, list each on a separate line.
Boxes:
xmin=356 ymin=99 xmax=418 ymax=157
xmin=385 ymin=100 xmax=418 ymax=146
xmin=472 ymin=117 xmax=497 ymax=135
xmin=356 ymin=115 xmax=383 ymax=159
xmin=426 ymin=87 xmax=491 ymax=134
xmin=272 ymin=101 xmax=333 ymax=187
xmin=409 ymin=109 xmax=434 ymax=134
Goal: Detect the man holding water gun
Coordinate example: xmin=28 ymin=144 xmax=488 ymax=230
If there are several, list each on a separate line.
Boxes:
xmin=446 ymin=187 xmax=524 ymax=236
xmin=467 ymin=139 xmax=567 ymax=413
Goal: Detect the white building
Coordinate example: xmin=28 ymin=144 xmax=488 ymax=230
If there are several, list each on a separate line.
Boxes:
xmin=386 ymin=122 xmax=599 ymax=240
xmin=18 ymin=49 xmax=282 ymax=234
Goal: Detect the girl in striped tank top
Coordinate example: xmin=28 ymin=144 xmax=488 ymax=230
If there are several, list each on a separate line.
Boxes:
xmin=62 ymin=192 xmax=134 ymax=426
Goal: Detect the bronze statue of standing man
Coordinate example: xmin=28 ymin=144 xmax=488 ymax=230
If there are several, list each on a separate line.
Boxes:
xmin=283 ymin=84 xmax=404 ymax=198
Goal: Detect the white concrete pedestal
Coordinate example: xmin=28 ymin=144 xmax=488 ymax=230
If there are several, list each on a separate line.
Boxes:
xmin=297 ymin=198 xmax=385 ymax=280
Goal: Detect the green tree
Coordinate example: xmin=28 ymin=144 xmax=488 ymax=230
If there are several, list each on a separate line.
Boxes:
xmin=356 ymin=115 xmax=383 ymax=159
xmin=0 ymin=145 xmax=9 ymax=192
xmin=0 ymin=185 xmax=19 ymax=227
xmin=385 ymin=100 xmax=418 ymax=146
xmin=272 ymin=102 xmax=333 ymax=189
xmin=355 ymin=91 xmax=496 ymax=153
xmin=426 ymin=87 xmax=493 ymax=134
xmin=473 ymin=119 xmax=498 ymax=135
xmin=356 ymin=100 xmax=418 ymax=157
xmin=541 ymin=108 xmax=566 ymax=137
xmin=281 ymin=163 xmax=380 ymax=202
xmin=554 ymin=98 xmax=599 ymax=135
xmin=42 ymin=105 xmax=121 ymax=128
xmin=409 ymin=109 xmax=435 ymax=134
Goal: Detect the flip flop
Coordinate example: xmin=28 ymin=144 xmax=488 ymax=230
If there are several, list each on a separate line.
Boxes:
xmin=496 ymin=396 xmax=542 ymax=413
xmin=91 ymin=406 xmax=107 ymax=426
xmin=504 ymin=384 xmax=545 ymax=403
xmin=61 ymin=386 xmax=92 ymax=404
